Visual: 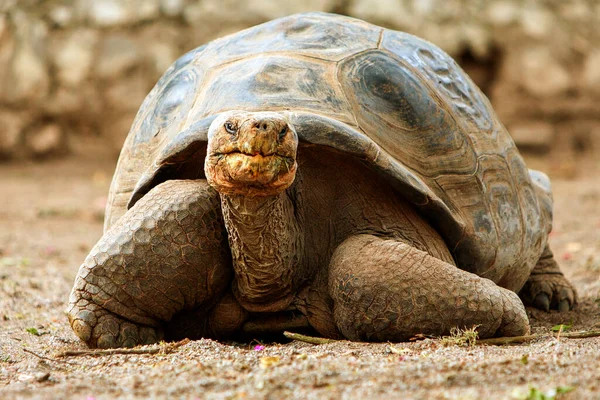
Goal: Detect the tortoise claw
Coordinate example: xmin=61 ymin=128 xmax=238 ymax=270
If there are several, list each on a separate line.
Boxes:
xmin=519 ymin=273 xmax=576 ymax=312
xmin=68 ymin=304 xmax=163 ymax=348
xmin=558 ymin=299 xmax=571 ymax=313
xmin=533 ymin=293 xmax=550 ymax=312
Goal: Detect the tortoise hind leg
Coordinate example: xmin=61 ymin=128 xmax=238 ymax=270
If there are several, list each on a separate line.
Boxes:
xmin=67 ymin=180 xmax=232 ymax=348
xmin=328 ymin=234 xmax=530 ymax=342
xmin=519 ymin=245 xmax=576 ymax=312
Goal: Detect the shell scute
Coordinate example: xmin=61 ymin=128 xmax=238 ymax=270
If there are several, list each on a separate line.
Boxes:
xmin=476 ymin=154 xmax=524 ymax=282
xmin=199 ymin=13 xmax=380 ymax=64
xmin=189 ymin=56 xmax=350 ymax=124
xmin=434 ymin=173 xmax=497 ymax=274
xmin=137 ymin=67 xmax=202 ymax=146
xmin=381 ymin=31 xmax=494 ymax=134
xmin=338 ymin=50 xmax=477 ymax=178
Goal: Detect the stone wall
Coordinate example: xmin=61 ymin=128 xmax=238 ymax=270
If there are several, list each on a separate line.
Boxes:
xmin=0 ymin=0 xmax=599 ymax=159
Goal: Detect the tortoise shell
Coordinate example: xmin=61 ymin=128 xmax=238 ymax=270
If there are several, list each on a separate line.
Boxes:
xmin=105 ymin=12 xmax=547 ymax=285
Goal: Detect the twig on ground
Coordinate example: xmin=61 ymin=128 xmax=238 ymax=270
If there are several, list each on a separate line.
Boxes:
xmin=559 ymin=329 xmax=600 ymax=339
xmin=478 ymin=329 xmax=600 ymax=345
xmin=56 ymin=338 xmax=190 ymax=358
xmin=477 ymin=334 xmax=539 ymax=345
xmin=58 ymin=348 xmax=161 ymax=357
xmin=284 ymin=328 xmax=600 ymax=347
xmin=283 ymin=331 xmax=338 ymax=345
xmin=22 ymin=348 xmax=80 ymax=366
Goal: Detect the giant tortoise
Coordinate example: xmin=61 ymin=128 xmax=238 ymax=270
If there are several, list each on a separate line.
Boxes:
xmin=68 ymin=12 xmax=576 ymax=348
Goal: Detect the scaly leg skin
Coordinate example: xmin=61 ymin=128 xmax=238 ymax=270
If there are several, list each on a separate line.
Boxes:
xmin=328 ymin=235 xmax=530 ymax=342
xmin=519 ymin=245 xmax=577 ymax=312
xmin=67 ymin=180 xmax=232 ymax=348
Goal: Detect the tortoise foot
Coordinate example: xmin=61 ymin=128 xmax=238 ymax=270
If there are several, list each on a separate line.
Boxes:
xmin=69 ymin=306 xmax=163 ymax=349
xmin=519 ymin=244 xmax=576 ymax=312
xmin=519 ymin=273 xmax=576 ymax=312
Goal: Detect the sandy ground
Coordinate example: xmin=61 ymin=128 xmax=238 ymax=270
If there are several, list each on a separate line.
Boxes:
xmin=0 ymin=152 xmax=599 ymax=400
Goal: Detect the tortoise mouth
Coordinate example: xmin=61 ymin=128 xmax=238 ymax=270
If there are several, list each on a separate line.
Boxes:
xmin=205 ymin=151 xmax=297 ymax=197
xmin=214 ymin=150 xmax=294 ymax=161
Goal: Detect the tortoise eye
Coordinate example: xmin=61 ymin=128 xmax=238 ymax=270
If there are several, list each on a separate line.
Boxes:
xmin=279 ymin=126 xmax=288 ymax=140
xmin=224 ymin=121 xmax=237 ymax=134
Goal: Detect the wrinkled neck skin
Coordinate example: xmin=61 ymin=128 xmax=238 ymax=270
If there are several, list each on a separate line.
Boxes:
xmin=220 ymin=186 xmax=304 ymax=313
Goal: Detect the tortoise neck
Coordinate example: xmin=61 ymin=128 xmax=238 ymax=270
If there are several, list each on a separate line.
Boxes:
xmin=220 ymin=187 xmax=304 ymax=312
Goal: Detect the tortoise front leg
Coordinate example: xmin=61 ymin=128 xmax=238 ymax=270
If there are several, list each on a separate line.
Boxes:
xmin=67 ymin=180 xmax=232 ymax=348
xmin=328 ymin=235 xmax=530 ymax=342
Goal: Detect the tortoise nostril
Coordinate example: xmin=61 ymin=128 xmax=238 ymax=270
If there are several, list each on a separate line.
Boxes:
xmin=253 ymin=120 xmax=273 ymax=131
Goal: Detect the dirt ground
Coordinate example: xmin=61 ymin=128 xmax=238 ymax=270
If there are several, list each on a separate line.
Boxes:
xmin=0 ymin=150 xmax=599 ymax=400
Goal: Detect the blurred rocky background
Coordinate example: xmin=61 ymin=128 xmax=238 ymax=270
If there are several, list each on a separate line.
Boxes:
xmin=0 ymin=0 xmax=598 ymax=162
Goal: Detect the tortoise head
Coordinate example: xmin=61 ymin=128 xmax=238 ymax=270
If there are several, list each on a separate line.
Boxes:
xmin=205 ymin=111 xmax=298 ymax=197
